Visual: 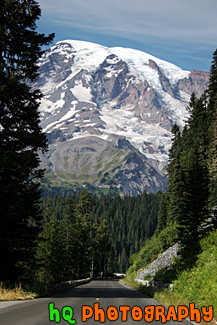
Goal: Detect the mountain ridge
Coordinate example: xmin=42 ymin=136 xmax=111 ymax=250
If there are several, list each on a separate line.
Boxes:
xmin=36 ymin=40 xmax=210 ymax=195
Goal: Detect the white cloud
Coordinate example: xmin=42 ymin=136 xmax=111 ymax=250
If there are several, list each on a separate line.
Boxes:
xmin=38 ymin=0 xmax=217 ymax=45
xmin=37 ymin=0 xmax=217 ymax=70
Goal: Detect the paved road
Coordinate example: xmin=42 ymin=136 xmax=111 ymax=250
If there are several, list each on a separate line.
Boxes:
xmin=0 ymin=280 xmax=192 ymax=324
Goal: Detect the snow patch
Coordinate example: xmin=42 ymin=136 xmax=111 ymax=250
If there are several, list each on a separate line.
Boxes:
xmin=43 ymin=102 xmax=78 ymax=133
xmin=111 ymin=47 xmax=190 ymax=86
xmin=70 ymin=82 xmax=92 ymax=102
xmin=41 ymin=79 xmax=57 ymax=95
xmin=99 ymin=105 xmax=171 ymax=163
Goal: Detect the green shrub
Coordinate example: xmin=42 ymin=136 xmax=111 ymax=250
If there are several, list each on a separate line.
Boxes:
xmin=154 ymin=229 xmax=217 ymax=323
xmin=126 ymin=223 xmax=178 ymax=277
xmin=143 ymin=274 xmax=152 ymax=281
xmin=154 ymin=266 xmax=177 ymax=283
xmin=173 ymin=229 xmax=217 ymax=309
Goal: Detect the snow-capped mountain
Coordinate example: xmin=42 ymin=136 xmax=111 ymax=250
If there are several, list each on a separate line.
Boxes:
xmin=35 ymin=40 xmax=210 ymax=195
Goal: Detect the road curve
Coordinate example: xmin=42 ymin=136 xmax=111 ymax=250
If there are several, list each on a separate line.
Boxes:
xmin=0 ymin=280 xmax=193 ymax=324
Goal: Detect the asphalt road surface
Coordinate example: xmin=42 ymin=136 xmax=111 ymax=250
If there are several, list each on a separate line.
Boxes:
xmin=0 ymin=280 xmax=193 ymax=325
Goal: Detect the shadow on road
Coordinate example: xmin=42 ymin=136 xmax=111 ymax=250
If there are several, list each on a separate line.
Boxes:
xmin=50 ymin=280 xmax=150 ymax=299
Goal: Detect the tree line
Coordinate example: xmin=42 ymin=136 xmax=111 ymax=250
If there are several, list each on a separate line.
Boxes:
xmin=40 ymin=190 xmax=161 ymax=280
xmin=157 ymin=49 xmax=217 ymax=259
xmin=36 ymin=191 xmax=112 ymax=285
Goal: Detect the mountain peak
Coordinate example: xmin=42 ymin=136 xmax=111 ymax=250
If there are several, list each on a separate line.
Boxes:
xmin=36 ymin=40 xmax=210 ymax=195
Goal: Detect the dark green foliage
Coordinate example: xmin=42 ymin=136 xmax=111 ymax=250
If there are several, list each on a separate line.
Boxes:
xmin=166 ymin=94 xmax=211 ymax=256
xmin=0 ymin=0 xmax=54 ymax=282
xmin=91 ymin=219 xmax=112 ymax=277
xmin=153 ymin=265 xmax=178 ymax=283
xmin=36 ymin=209 xmax=67 ymax=285
xmin=167 ymin=124 xmax=187 ymax=225
xmin=36 ymin=191 xmax=113 ymax=283
xmin=208 ymin=49 xmax=217 ymax=113
xmin=208 ymin=49 xmax=217 ymax=205
xmin=156 ymin=193 xmax=168 ymax=234
xmin=161 ymin=49 xmax=217 ymax=259
xmin=62 ymin=195 xmax=77 ymax=279
xmin=74 ymin=191 xmax=91 ymax=277
xmin=158 ymin=229 xmax=217 ymax=317
xmin=127 ymin=223 xmax=179 ymax=277
xmin=180 ymin=96 xmax=210 ymax=253
xmin=39 ymin=190 xmax=161 ymax=277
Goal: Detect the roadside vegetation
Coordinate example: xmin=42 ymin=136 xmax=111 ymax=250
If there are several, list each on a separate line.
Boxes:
xmin=126 ymin=222 xmax=178 ymax=280
xmin=156 ymin=229 xmax=217 ymax=324
xmin=124 ymin=229 xmax=217 ymax=324
xmin=0 ymin=284 xmax=37 ymax=301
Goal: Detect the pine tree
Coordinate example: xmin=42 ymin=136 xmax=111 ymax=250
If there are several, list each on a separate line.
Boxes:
xmin=183 ymin=95 xmax=210 ymax=249
xmin=167 ymin=95 xmax=210 ymax=255
xmin=167 ymin=124 xmax=187 ymax=226
xmin=208 ymin=49 xmax=217 ymax=114
xmin=36 ymin=209 xmax=66 ymax=285
xmin=62 ymin=194 xmax=77 ymax=279
xmin=208 ymin=49 xmax=217 ymax=205
xmin=178 ymin=145 xmax=209 ymax=253
xmin=0 ymin=0 xmax=54 ymax=282
xmin=92 ymin=219 xmax=112 ymax=277
xmin=209 ymin=104 xmax=217 ymax=206
xmin=74 ymin=190 xmax=91 ymax=278
xmin=156 ymin=193 xmax=168 ymax=234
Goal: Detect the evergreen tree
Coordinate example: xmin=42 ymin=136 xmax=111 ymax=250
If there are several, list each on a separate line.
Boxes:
xmin=167 ymin=124 xmax=187 ymax=226
xmin=0 ymin=0 xmax=54 ymax=282
xmin=74 ymin=190 xmax=91 ymax=278
xmin=182 ymin=95 xmax=210 ymax=250
xmin=167 ymin=94 xmax=210 ymax=256
xmin=62 ymin=194 xmax=77 ymax=279
xmin=92 ymin=219 xmax=112 ymax=277
xmin=208 ymin=49 xmax=217 ymax=205
xmin=209 ymin=103 xmax=217 ymax=206
xmin=208 ymin=49 xmax=217 ymax=114
xmin=156 ymin=192 xmax=168 ymax=234
xmin=179 ymin=145 xmax=209 ymax=253
xmin=120 ymin=247 xmax=128 ymax=273
xmin=36 ymin=209 xmax=66 ymax=285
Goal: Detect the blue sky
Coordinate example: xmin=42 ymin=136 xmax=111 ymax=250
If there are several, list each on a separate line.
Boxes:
xmin=37 ymin=0 xmax=217 ymax=71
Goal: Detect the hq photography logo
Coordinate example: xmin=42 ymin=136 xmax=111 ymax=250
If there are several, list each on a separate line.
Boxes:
xmin=48 ymin=302 xmax=214 ymax=323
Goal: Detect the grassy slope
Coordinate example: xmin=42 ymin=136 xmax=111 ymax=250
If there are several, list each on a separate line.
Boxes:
xmin=126 ymin=223 xmax=178 ymax=280
xmin=125 ymin=228 xmax=217 ymax=324
xmin=156 ymin=229 xmax=217 ymax=323
xmin=52 ymin=147 xmax=128 ymax=184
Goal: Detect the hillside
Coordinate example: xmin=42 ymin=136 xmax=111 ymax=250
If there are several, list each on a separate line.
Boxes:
xmin=125 ymin=228 xmax=217 ymax=324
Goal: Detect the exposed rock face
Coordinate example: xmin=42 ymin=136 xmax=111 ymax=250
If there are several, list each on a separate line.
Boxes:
xmin=35 ymin=40 xmax=210 ymax=195
xmin=177 ymin=70 xmax=210 ymax=97
xmin=148 ymin=59 xmax=176 ymax=98
xmin=136 ymin=243 xmax=179 ymax=280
